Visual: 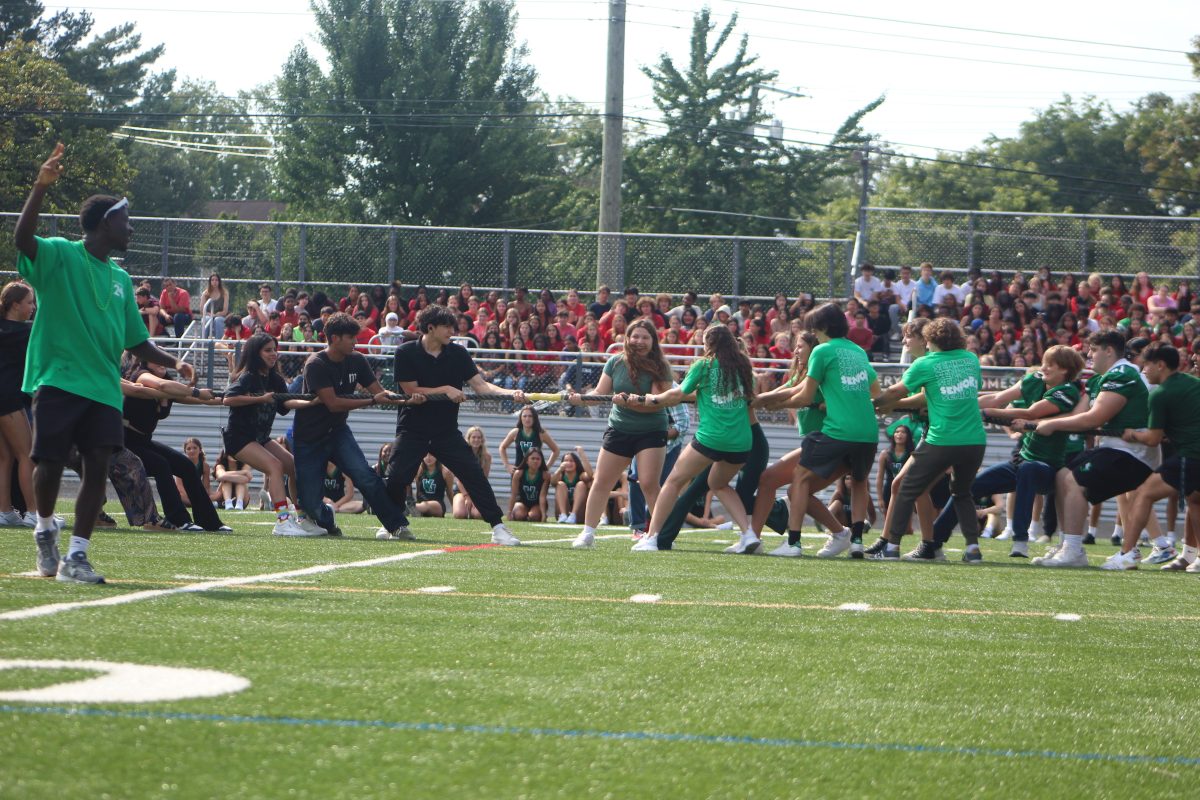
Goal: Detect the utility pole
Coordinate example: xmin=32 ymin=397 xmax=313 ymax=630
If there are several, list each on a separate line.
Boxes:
xmin=856 ymin=147 xmax=872 ymax=267
xmin=597 ymin=0 xmax=626 ymax=290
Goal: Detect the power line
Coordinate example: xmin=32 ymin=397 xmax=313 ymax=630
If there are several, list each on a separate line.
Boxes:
xmin=713 ymin=1 xmax=1191 ymax=54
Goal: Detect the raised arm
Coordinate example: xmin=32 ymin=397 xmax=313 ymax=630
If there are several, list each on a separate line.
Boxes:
xmin=15 ymin=144 xmax=64 ymax=262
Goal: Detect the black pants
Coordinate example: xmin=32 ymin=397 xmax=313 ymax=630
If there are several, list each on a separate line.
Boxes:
xmin=657 ymin=423 xmax=772 ymax=549
xmin=387 ymin=428 xmax=503 ymax=527
xmin=125 ymin=429 xmax=225 ymax=530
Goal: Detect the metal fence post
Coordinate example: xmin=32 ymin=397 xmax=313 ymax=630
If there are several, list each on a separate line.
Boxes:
xmin=298 ymin=225 xmax=307 ymax=286
xmin=1080 ymin=218 xmax=1089 ymax=273
xmin=161 ymin=219 xmax=170 ymax=278
xmin=502 ymin=231 xmax=512 ymax=292
xmin=844 ymin=241 xmax=854 ymax=298
xmin=732 ymin=239 xmax=743 ymax=299
xmin=966 ymin=212 xmax=976 ymax=272
xmin=47 ymin=216 xmax=58 ymax=237
xmin=388 ymin=229 xmax=397 ymax=284
xmin=274 ymin=225 xmax=283 ymax=290
xmin=827 ymin=242 xmax=837 ymax=299
xmin=205 ymin=340 xmax=215 ymax=390
xmin=618 ymin=235 xmax=627 ymax=288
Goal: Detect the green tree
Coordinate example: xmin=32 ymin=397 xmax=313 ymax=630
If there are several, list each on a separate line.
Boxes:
xmin=0 ymin=43 xmax=133 ymax=260
xmin=267 ymin=0 xmax=558 ymax=226
xmin=124 ymin=73 xmax=273 ymax=216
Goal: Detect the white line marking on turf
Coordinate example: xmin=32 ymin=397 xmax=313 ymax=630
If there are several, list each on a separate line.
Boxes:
xmin=838 ymin=603 xmax=872 ymax=611
xmin=17 ymin=571 xmax=41 ymax=577
xmin=1054 ymin=613 xmax=1082 ymax=622
xmin=523 ymin=533 xmax=630 ymax=545
xmin=0 ymin=548 xmax=453 ymax=622
xmin=628 ymin=594 xmax=662 ymax=603
xmin=0 ymin=659 xmax=250 ymax=703
xmin=174 ymin=574 xmax=315 ymax=585
xmin=417 ymin=586 xmax=457 ymax=594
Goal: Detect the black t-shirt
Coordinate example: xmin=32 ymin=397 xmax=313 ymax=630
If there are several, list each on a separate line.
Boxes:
xmin=223 ymin=369 xmax=289 ymax=445
xmin=123 ymin=370 xmax=172 ymax=436
xmin=588 ymin=301 xmax=612 ymax=318
xmin=294 ymin=351 xmax=376 ymax=441
xmin=393 ymin=339 xmax=478 ymax=434
xmin=0 ymin=319 xmax=32 ymax=398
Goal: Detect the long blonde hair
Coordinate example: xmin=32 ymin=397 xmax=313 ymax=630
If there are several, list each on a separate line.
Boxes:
xmin=465 ymin=426 xmax=491 ymax=472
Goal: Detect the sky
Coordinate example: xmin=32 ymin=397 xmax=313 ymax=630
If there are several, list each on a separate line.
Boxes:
xmin=53 ymin=0 xmax=1198 ymax=156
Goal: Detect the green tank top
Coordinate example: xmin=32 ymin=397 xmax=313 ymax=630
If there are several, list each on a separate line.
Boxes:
xmin=417 ymin=466 xmax=446 ymax=503
xmin=515 ymin=428 xmax=539 ymax=461
xmin=519 ymin=469 xmax=543 ymax=505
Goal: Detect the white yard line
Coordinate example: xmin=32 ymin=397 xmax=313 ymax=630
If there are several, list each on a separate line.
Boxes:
xmin=0 ymin=548 xmax=454 ymax=623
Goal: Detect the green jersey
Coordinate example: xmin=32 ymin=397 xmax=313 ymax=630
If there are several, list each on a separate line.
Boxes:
xmin=1013 ymin=371 xmax=1044 ymax=410
xmin=899 ymin=349 xmax=986 ymax=446
xmin=806 ymin=338 xmax=878 ymax=443
xmin=515 ymin=428 xmax=539 ymax=460
xmin=783 ymin=373 xmax=825 ymax=435
xmin=518 ymin=469 xmax=544 ymax=506
xmin=17 ymin=237 xmax=148 ymax=410
xmin=1019 ymin=382 xmax=1081 ymax=468
xmin=680 ymin=357 xmax=751 ymax=452
xmin=1095 ymin=359 xmax=1159 ymax=467
xmin=603 ymin=354 xmax=667 ymax=434
xmin=1148 ymin=371 xmax=1200 ymax=459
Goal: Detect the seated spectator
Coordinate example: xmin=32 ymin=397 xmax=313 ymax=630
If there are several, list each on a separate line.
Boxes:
xmin=635 ymin=296 xmax=664 ymax=328
xmin=323 ymin=462 xmax=364 ymax=514
xmin=553 ymin=449 xmax=592 ymax=525
xmin=914 ymin=262 xmax=938 ymax=310
xmin=339 ymin=284 xmax=361 ymax=312
xmin=1148 ymin=284 xmax=1178 ymax=314
xmin=508 ymin=449 xmax=549 ymax=522
xmin=703 ymin=292 xmax=726 ymax=323
xmin=412 ymin=453 xmax=454 ymax=517
xmin=353 ymin=310 xmax=377 ymax=351
xmin=176 ymin=437 xmax=217 ymax=505
xmin=866 ymin=300 xmax=892 ymax=359
xmin=454 ymin=313 xmax=479 ymax=346
xmin=561 ymin=289 xmax=587 ymax=323
xmin=378 ymin=312 xmax=408 ymax=347
xmin=553 ymin=307 xmax=577 ymax=340
xmin=265 ymin=310 xmax=283 ymax=338
xmin=588 ymin=285 xmax=612 ymax=318
xmin=853 ymin=262 xmax=884 ymax=305
xmin=768 ymin=331 xmax=792 ymax=361
xmin=932 ymin=271 xmax=966 ymax=306
xmin=732 ymin=299 xmax=753 ymax=328
xmin=158 ymin=277 xmax=192 ymax=338
xmin=278 ymin=293 xmax=301 ymax=328
xmin=667 ymin=290 xmax=699 ymax=322
xmin=1132 ymin=271 xmax=1155 ymax=304
xmin=847 ymin=311 xmax=875 ymax=351
xmin=137 ymin=286 xmax=171 ymax=337
xmin=200 ymin=273 xmax=229 ymax=338
xmin=214 ymin=449 xmax=253 ymax=510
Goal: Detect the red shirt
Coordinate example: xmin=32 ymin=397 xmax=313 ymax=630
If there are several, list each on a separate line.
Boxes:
xmin=847 ymin=326 xmax=874 ymax=351
xmin=355 ymin=326 xmax=378 ymax=352
xmin=159 ymin=287 xmax=191 ymax=316
xmin=223 ymin=325 xmax=251 ymax=341
xmin=279 ymin=309 xmax=300 ymax=328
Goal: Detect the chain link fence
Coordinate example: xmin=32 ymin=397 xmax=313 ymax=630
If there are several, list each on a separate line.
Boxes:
xmin=863 ymin=207 xmax=1200 ymax=281
xmin=0 ymin=213 xmax=853 ymax=305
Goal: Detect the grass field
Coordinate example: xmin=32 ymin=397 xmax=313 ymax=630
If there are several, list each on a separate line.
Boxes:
xmin=2 ymin=506 xmax=1199 ymax=799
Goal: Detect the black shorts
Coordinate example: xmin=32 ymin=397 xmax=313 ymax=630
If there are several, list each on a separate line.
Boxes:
xmin=222 ymin=431 xmax=258 ymax=457
xmin=0 ymin=392 xmax=28 ymax=417
xmin=1157 ymin=456 xmax=1200 ymax=496
xmin=690 ymin=440 xmax=750 ymax=465
xmin=800 ymin=432 xmax=877 ymax=481
xmin=1161 ymin=440 xmax=1177 ymax=461
xmin=1068 ymin=447 xmax=1154 ymax=504
xmin=601 ymin=427 xmax=667 ymax=458
xmin=31 ymin=386 xmax=124 ymax=462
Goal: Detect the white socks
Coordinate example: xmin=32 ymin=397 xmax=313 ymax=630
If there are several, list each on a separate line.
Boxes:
xmin=1087 ymin=525 xmax=1098 ymax=538
xmin=1153 ymin=535 xmax=1171 ymax=549
xmin=1029 ymin=521 xmax=1044 ymax=537
xmin=67 ymin=535 xmax=90 ymax=557
xmin=1062 ymin=533 xmax=1083 ymax=552
xmin=582 ymin=525 xmax=596 ymax=536
xmin=1184 ymin=545 xmax=1198 ymax=562
xmin=35 ymin=514 xmax=57 ymax=532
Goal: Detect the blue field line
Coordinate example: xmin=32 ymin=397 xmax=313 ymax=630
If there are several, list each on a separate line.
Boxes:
xmin=3 ymin=704 xmax=1200 ymax=766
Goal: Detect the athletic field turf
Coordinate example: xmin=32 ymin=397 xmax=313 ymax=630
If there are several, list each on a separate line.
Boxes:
xmin=2 ymin=508 xmax=1197 ymax=798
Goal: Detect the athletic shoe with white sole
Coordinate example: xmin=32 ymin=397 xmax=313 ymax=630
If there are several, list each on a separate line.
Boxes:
xmin=767 ymin=542 xmax=803 ymax=557
xmin=714 ymin=521 xmax=735 ymax=530
xmin=1186 ymin=558 xmax=1200 ymax=573
xmin=292 ymin=517 xmax=324 ymax=537
xmin=1110 ymin=532 xmax=1122 ymax=547
xmin=56 ymin=551 xmax=105 ymax=584
xmin=1037 ymin=547 xmax=1089 ymax=568
xmin=901 ymin=541 xmax=938 ymax=561
xmin=1081 ymin=533 xmax=1095 ymax=545
xmin=863 ymin=537 xmax=889 ymax=556
xmin=0 ymin=509 xmax=24 ymax=526
xmin=179 ymin=522 xmax=205 ymax=532
xmin=34 ymin=528 xmax=61 ymax=577
xmin=1146 ymin=545 xmax=1177 ymax=565
xmin=1030 ymin=544 xmax=1060 ymax=566
xmin=867 ymin=549 xmax=900 ymax=561
xmin=18 ymin=511 xmax=38 ymax=528
xmin=376 ymin=525 xmax=415 ymax=541
xmin=563 ymin=513 xmax=577 ymax=525
xmin=995 ymin=529 xmax=1013 ymax=541
xmin=571 ymin=530 xmax=595 ymax=549
xmin=849 ymin=541 xmax=864 ymax=559
xmin=726 ymin=532 xmax=762 ymax=555
xmin=816 ymin=531 xmax=851 ymax=559
xmin=1009 ymin=540 xmax=1029 ymax=558
xmin=1101 ymin=550 xmax=1139 ymax=571
xmin=1161 ymin=556 xmax=1193 ymax=572
xmin=962 ymin=548 xmax=983 ymax=565
xmin=491 ymin=525 xmax=521 ymax=546
xmin=273 ymin=518 xmax=313 ymax=537
xmin=630 ymin=535 xmax=660 ymax=552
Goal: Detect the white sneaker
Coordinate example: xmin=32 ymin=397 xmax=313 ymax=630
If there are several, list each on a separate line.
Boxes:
xmin=491 ymin=525 xmax=521 ymax=546
xmin=563 ymin=513 xmax=576 ymax=525
xmin=1186 ymin=559 xmax=1200 ymax=573
xmin=235 ymin=501 xmax=244 ymax=511
xmin=816 ymin=530 xmax=851 ymax=558
xmin=273 ymin=518 xmax=322 ymax=537
xmin=599 ymin=514 xmax=609 ymax=526
xmin=0 ymin=509 xmax=25 ymax=526
xmin=19 ymin=511 xmax=39 ymax=528
xmin=1101 ymin=550 xmax=1139 ymax=571
xmin=572 ymin=530 xmax=595 ymax=549
xmin=224 ymin=500 xmax=234 ymax=510
xmin=1037 ymin=547 xmax=1089 ymax=568
xmin=980 ymin=526 xmax=994 ymax=539
xmin=1030 ymin=543 xmax=1060 ymax=566
xmin=294 ymin=516 xmax=325 ymax=536
xmin=631 ymin=535 xmax=660 ymax=552
xmin=714 ymin=521 xmax=735 ymax=530
xmin=768 ymin=542 xmax=803 ymax=558
xmin=996 ymin=528 xmax=1013 ymax=541
xmin=376 ymin=525 xmax=415 ymax=541
xmin=556 ymin=513 xmax=569 ymax=523
xmin=726 ymin=532 xmax=762 ymax=555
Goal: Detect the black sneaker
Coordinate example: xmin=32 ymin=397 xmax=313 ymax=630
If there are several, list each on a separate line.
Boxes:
xmin=1110 ymin=533 xmax=1122 ymax=547
xmin=864 ymin=537 xmax=890 ymax=556
xmin=901 ymin=541 xmax=938 ymax=561
xmin=1082 ymin=533 xmax=1096 ymax=545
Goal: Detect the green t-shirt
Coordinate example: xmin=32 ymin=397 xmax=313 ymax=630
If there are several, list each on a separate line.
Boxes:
xmin=783 ymin=373 xmax=825 ymax=435
xmin=680 ymin=357 xmax=751 ymax=452
xmin=1148 ymin=371 xmax=1200 ymax=459
xmin=1013 ymin=371 xmax=1044 ymax=410
xmin=1085 ymin=373 xmax=1104 ymax=400
xmin=17 ymin=237 xmax=147 ymax=410
xmin=602 ymin=354 xmax=667 ymax=434
xmin=806 ymin=338 xmax=878 ymax=443
xmin=1019 ymin=382 xmax=1081 ymax=468
xmin=899 ymin=349 xmax=986 ymax=446
xmin=1095 ymin=360 xmax=1150 ymax=436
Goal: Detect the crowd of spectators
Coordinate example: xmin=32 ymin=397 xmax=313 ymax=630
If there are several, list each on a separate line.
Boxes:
xmin=135 ymin=265 xmax=1200 ymax=394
